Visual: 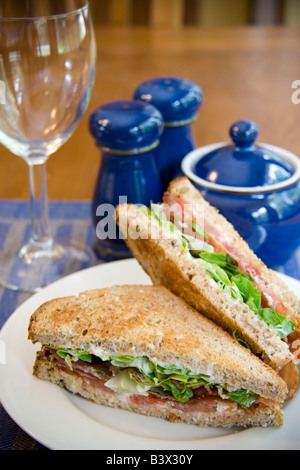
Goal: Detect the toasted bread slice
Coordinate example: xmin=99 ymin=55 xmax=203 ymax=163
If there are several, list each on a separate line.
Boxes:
xmin=29 ymin=285 xmax=287 ymax=428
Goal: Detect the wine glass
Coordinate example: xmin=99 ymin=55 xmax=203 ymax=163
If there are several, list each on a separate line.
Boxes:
xmin=0 ymin=0 xmax=97 ymax=293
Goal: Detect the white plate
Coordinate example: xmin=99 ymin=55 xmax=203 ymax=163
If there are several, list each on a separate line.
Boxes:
xmin=0 ymin=259 xmax=299 ymax=450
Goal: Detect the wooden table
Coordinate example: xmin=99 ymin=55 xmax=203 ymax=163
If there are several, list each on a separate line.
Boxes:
xmin=1 ymin=26 xmax=300 ymax=200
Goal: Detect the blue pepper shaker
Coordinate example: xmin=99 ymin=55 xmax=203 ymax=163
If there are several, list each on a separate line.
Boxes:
xmin=89 ymin=100 xmax=164 ymax=261
xmin=133 ymin=77 xmax=203 ymax=189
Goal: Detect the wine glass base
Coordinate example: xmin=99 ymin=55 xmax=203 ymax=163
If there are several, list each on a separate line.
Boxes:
xmin=0 ymin=240 xmax=97 ymax=294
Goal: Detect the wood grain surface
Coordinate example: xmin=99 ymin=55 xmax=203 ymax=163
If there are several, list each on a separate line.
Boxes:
xmin=1 ymin=26 xmax=300 ymax=200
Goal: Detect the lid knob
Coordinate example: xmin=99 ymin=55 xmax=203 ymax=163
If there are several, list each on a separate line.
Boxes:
xmin=229 ymin=120 xmax=258 ymax=149
xmin=133 ymin=77 xmax=203 ymax=125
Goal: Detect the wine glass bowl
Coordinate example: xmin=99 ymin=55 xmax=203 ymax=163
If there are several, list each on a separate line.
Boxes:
xmin=0 ymin=0 xmax=95 ymax=158
xmin=0 ymin=0 xmax=97 ymax=292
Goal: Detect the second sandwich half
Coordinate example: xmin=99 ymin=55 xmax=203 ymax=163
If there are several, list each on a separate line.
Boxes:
xmin=116 ymin=177 xmax=300 ymax=399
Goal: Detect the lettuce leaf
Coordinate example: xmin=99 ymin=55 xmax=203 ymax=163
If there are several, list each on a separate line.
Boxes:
xmin=231 ymin=274 xmax=262 ymax=311
xmin=105 ymin=370 xmax=151 ymax=396
xmin=199 ymin=252 xmax=238 ymax=270
xmin=149 ymin=204 xmax=189 ymax=252
xmin=198 ymin=256 xmax=295 ymax=339
xmin=231 ymin=274 xmax=294 ymax=338
xmin=192 ymin=220 xmax=207 ymax=239
xmin=257 ymin=308 xmax=295 ymax=339
xmin=56 ymin=348 xmax=92 ymax=371
xmin=197 ymin=258 xmax=243 ymax=301
xmin=226 ymin=389 xmax=259 ymax=407
xmin=182 ymin=233 xmax=214 ymax=254
xmin=101 ymin=355 xmax=258 ymax=406
xmin=233 ymin=330 xmax=250 ymax=349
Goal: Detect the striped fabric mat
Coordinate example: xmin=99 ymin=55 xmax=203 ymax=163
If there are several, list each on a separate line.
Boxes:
xmin=0 ymin=200 xmax=299 ymax=450
xmin=0 ymin=200 xmax=99 ymax=450
xmin=0 ymin=200 xmax=98 ymax=330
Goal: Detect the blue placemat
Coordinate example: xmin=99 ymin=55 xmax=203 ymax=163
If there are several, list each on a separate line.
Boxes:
xmin=0 ymin=200 xmax=299 ymax=450
xmin=0 ymin=201 xmax=99 ymax=330
xmin=0 ymin=200 xmax=100 ymax=450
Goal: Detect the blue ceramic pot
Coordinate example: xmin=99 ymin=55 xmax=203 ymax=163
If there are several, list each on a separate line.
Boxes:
xmin=133 ymin=77 xmax=203 ymax=190
xmin=181 ymin=120 xmax=300 ymax=268
xmin=89 ymin=100 xmax=164 ymax=260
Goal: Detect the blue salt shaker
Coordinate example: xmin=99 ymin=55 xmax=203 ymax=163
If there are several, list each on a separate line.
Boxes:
xmin=89 ymin=100 xmax=164 ymax=261
xmin=133 ymin=77 xmax=203 ymax=189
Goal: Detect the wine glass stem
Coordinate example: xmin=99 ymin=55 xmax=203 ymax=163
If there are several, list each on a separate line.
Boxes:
xmin=27 ymin=158 xmax=53 ymax=251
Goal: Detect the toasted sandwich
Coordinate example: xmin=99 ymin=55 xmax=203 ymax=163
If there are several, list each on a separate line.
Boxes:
xmin=116 ymin=177 xmax=300 ymax=397
xmin=28 ymin=285 xmax=287 ymax=428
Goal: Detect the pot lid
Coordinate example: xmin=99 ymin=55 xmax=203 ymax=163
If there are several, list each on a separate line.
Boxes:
xmin=182 ymin=120 xmax=300 ymax=194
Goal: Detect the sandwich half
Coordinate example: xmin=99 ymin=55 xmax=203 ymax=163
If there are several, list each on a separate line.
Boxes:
xmin=28 ymin=285 xmax=288 ymax=428
xmin=116 ymin=177 xmax=300 ymax=398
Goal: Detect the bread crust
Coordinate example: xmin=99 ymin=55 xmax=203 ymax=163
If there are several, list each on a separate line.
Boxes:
xmin=116 ymin=204 xmax=294 ymax=372
xmin=28 ymin=285 xmax=288 ymax=403
xmin=33 ymin=351 xmax=284 ymax=428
